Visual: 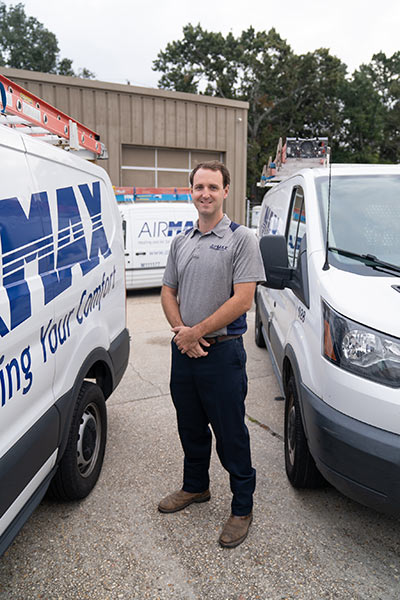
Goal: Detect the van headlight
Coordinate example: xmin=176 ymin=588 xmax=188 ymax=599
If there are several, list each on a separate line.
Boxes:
xmin=322 ymin=301 xmax=400 ymax=388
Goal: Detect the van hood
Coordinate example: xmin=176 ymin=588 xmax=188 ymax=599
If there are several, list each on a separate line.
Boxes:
xmin=319 ymin=265 xmax=400 ymax=339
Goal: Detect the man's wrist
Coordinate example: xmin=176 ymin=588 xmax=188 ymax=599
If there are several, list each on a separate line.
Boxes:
xmin=192 ymin=323 xmax=207 ymax=340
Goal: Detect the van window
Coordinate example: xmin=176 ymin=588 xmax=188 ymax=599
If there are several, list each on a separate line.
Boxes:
xmin=286 ymin=187 xmax=306 ymax=268
xmin=316 ymin=174 xmax=400 ymax=273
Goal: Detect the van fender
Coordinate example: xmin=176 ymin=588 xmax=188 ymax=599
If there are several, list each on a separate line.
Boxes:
xmin=54 ymin=326 xmax=129 ymax=464
xmin=282 ymin=343 xmax=311 ymax=441
xmin=285 ymin=307 xmax=320 ymax=387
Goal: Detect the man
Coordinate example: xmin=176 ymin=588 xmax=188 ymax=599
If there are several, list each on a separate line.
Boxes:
xmin=159 ymin=161 xmax=265 ymax=548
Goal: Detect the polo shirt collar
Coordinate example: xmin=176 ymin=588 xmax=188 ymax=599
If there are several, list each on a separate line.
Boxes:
xmin=190 ymin=214 xmax=231 ymax=239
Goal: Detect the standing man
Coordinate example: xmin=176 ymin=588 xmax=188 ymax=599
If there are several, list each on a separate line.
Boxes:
xmin=159 ymin=161 xmax=265 ymax=548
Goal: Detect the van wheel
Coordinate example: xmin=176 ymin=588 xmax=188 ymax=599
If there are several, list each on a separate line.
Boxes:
xmin=255 ymin=302 xmax=266 ymax=348
xmin=284 ymin=375 xmax=324 ymax=488
xmin=48 ymin=382 xmax=107 ymax=501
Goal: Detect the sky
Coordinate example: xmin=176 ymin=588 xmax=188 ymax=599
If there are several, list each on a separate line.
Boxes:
xmin=4 ymin=0 xmax=400 ymax=89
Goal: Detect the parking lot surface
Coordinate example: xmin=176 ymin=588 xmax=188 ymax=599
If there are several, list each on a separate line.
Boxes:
xmin=1 ymin=290 xmax=399 ymax=600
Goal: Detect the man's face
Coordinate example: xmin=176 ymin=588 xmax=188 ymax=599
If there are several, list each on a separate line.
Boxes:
xmin=191 ymin=168 xmax=229 ymax=220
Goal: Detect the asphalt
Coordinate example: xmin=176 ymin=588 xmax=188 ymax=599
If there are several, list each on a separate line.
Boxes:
xmin=1 ymin=289 xmax=400 ymax=600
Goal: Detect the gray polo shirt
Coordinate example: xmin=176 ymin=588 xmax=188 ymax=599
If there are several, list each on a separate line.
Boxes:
xmin=163 ymin=214 xmax=266 ymax=336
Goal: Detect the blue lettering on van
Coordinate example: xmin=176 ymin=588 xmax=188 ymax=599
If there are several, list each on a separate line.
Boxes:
xmin=138 ymin=220 xmax=194 ymax=238
xmin=167 ymin=221 xmax=194 ymax=237
xmin=40 ymin=309 xmax=74 ymax=363
xmin=0 ymin=182 xmax=111 ymax=338
xmin=260 ymin=206 xmax=280 ymax=237
xmin=288 ymin=234 xmax=302 ymax=251
xmin=76 ymin=266 xmax=116 ymax=325
xmin=39 ymin=265 xmax=116 ymax=362
xmin=79 ymin=183 xmax=112 ymax=273
xmin=0 ymin=346 xmax=33 ymax=406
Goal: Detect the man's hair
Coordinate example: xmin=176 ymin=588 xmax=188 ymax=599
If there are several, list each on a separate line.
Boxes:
xmin=189 ymin=161 xmax=231 ymax=188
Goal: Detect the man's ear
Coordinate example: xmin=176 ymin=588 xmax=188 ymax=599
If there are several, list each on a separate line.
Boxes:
xmin=224 ymin=185 xmax=230 ymax=198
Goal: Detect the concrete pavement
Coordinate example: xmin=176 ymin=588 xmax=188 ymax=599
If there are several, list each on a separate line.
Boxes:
xmin=1 ymin=290 xmax=399 ymax=599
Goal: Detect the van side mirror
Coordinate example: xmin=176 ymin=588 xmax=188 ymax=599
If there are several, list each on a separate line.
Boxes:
xmin=259 ymin=235 xmax=293 ymax=289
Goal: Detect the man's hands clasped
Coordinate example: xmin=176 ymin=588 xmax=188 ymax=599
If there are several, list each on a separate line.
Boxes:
xmin=172 ymin=325 xmax=210 ymax=358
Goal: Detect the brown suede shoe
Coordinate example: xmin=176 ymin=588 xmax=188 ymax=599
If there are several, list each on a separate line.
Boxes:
xmin=218 ymin=512 xmax=253 ymax=548
xmin=158 ymin=489 xmax=211 ymax=513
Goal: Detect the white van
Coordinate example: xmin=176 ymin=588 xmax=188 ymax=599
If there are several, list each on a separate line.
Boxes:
xmin=116 ymin=189 xmax=197 ymax=289
xmin=0 ymin=121 xmax=129 ymax=554
xmin=255 ymin=164 xmax=400 ymax=514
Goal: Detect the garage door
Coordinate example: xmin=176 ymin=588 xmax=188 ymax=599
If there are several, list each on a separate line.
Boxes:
xmin=121 ymin=147 xmax=223 ymax=187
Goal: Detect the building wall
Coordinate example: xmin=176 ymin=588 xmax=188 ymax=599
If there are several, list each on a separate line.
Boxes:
xmin=0 ymin=68 xmax=249 ymax=223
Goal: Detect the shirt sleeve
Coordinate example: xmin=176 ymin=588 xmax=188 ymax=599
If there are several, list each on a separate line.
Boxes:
xmin=232 ymin=228 xmax=266 ymax=284
xmin=162 ymin=236 xmax=179 ymax=288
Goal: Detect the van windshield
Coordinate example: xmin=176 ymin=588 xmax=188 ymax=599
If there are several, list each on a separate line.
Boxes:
xmin=316 ymin=174 xmax=400 ymax=274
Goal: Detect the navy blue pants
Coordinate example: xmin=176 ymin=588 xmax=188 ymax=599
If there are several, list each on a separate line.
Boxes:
xmin=170 ymin=336 xmax=255 ymax=516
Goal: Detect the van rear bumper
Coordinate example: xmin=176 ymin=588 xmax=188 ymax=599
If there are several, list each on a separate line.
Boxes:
xmin=301 ymin=382 xmax=400 ymax=515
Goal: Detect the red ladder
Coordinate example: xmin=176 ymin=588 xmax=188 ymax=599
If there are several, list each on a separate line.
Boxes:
xmin=0 ymin=73 xmax=107 ymax=159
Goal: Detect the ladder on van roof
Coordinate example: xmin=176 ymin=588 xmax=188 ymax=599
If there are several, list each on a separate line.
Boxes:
xmin=258 ymin=136 xmax=330 ymax=188
xmin=0 ymin=73 xmax=108 ymax=160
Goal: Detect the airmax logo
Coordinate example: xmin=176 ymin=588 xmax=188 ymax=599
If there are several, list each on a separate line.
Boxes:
xmin=0 ymin=181 xmax=111 ymax=338
xmin=210 ymin=244 xmax=228 ymax=251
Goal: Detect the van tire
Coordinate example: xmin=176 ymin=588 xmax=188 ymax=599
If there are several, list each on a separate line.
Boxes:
xmin=284 ymin=375 xmax=324 ymax=488
xmin=255 ymin=302 xmax=266 ymax=348
xmin=48 ymin=382 xmax=107 ymax=501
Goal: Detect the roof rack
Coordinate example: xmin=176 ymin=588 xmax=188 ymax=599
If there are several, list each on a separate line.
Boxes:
xmin=0 ymin=73 xmax=107 ymax=160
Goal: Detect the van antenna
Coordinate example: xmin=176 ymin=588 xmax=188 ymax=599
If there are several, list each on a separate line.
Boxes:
xmin=322 ymin=147 xmax=332 ymax=271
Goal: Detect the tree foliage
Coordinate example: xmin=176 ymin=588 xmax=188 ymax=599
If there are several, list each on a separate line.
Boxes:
xmin=0 ymin=2 xmax=95 ymax=78
xmin=154 ymin=24 xmax=399 ymax=194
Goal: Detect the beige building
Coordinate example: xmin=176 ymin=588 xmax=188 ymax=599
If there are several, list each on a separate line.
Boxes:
xmin=0 ymin=68 xmax=249 ymax=224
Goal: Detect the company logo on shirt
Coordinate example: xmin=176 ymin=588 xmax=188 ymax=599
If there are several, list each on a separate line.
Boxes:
xmin=210 ymin=244 xmax=228 ymax=251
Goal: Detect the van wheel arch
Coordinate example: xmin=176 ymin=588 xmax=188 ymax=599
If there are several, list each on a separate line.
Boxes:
xmin=86 ymin=359 xmax=113 ymax=400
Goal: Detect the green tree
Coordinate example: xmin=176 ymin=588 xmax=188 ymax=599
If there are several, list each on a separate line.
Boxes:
xmin=339 ymin=69 xmax=385 ymax=162
xmin=284 ymin=49 xmax=347 ymax=135
xmin=153 ymin=25 xmax=348 ymax=191
xmin=57 ymin=57 xmax=75 ymax=77
xmin=154 ymin=24 xmax=397 ymax=189
xmin=249 ymin=47 xmax=348 ymax=173
xmin=367 ymin=52 xmax=400 ymax=162
xmin=153 ymin=23 xmax=240 ymax=97
xmin=337 ymin=52 xmax=399 ymax=163
xmin=0 ymin=2 xmax=95 ymax=77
